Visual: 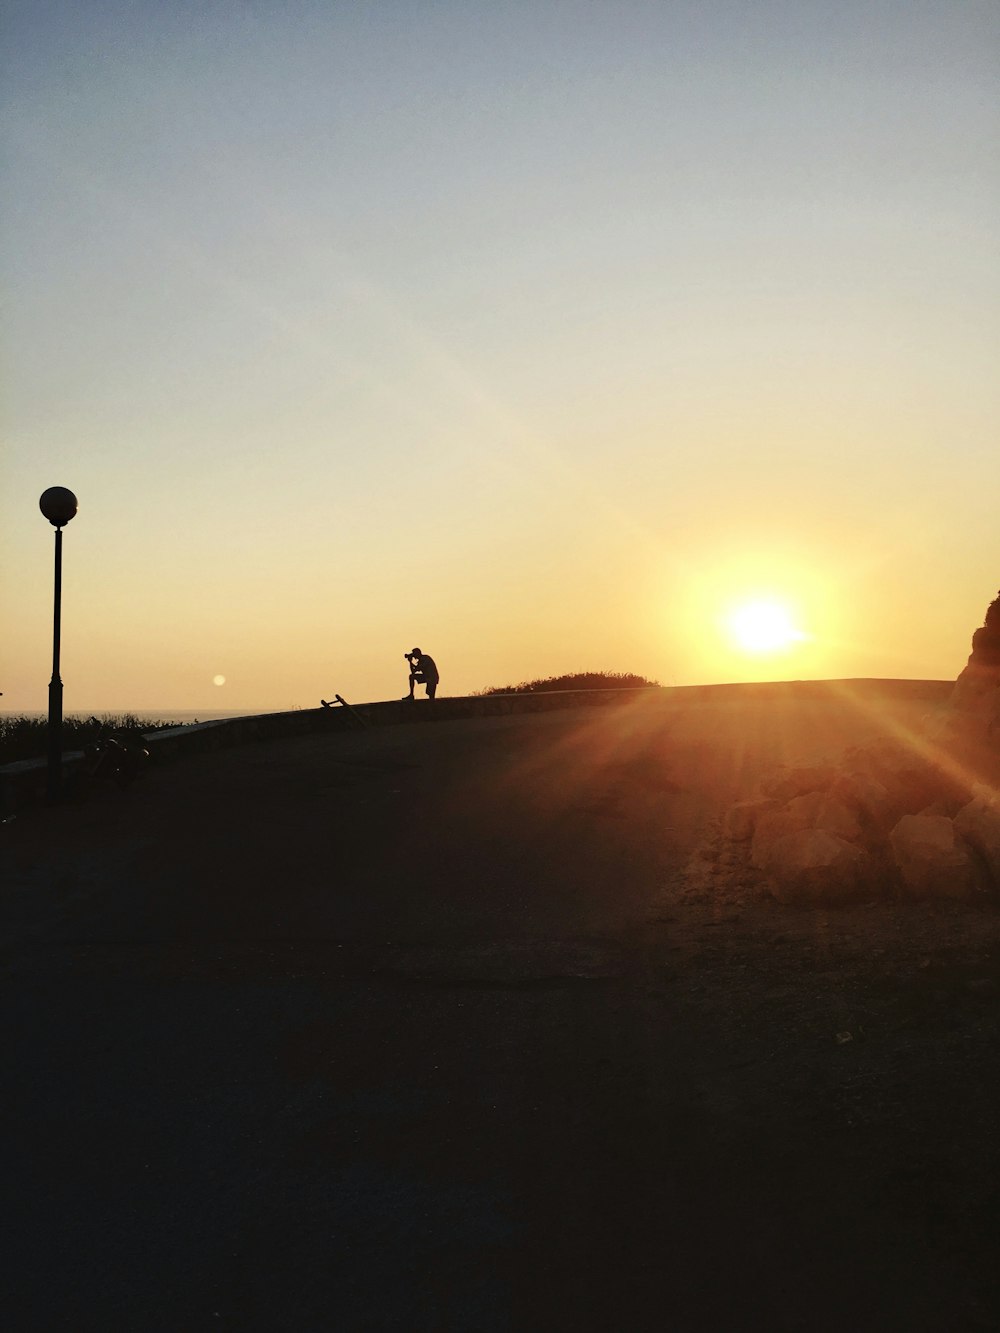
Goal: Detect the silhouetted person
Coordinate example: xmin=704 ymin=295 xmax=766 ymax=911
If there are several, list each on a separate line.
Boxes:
xmin=404 ymin=648 xmax=439 ymax=700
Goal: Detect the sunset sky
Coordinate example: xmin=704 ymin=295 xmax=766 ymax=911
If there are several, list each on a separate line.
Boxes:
xmin=2 ymin=1 xmax=997 ymax=714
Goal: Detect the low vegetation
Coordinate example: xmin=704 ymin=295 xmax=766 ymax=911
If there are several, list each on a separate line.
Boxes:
xmin=477 ymin=670 xmax=661 ymax=696
xmin=0 ymin=714 xmax=181 ymax=765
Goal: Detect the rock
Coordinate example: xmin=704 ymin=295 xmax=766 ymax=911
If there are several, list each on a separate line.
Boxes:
xmin=954 ymin=785 xmax=1000 ymax=889
xmin=889 ymin=814 xmax=983 ymax=899
xmin=788 ymin=790 xmax=864 ymax=843
xmin=830 ymin=772 xmax=896 ymax=828
xmin=723 ymin=798 xmax=779 ymax=842
xmin=919 ymin=800 xmax=957 ymax=818
xmin=759 ymin=764 xmax=838 ymax=802
xmin=751 ymin=809 xmax=799 ymax=867
xmin=756 ymin=829 xmax=874 ymax=904
xmin=839 ymin=743 xmax=930 ymax=817
xmin=968 ymin=779 xmax=1000 ymax=807
xmin=751 ymin=791 xmax=863 ymax=869
xmin=846 ymin=736 xmax=972 ymax=815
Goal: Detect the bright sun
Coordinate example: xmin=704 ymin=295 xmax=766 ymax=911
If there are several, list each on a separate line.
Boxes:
xmin=727 ymin=600 xmax=806 ymax=654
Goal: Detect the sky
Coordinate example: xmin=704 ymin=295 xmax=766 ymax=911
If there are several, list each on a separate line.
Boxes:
xmin=2 ymin=0 xmax=998 ymax=714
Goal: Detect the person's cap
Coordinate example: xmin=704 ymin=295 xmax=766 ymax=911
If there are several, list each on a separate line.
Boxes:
xmin=410 ymin=647 xmax=422 ymax=655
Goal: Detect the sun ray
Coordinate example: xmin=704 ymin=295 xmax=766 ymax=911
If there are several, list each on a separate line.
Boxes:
xmin=824 ymin=679 xmax=997 ymax=801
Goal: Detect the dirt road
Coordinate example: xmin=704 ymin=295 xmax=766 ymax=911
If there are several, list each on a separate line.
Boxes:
xmin=3 ymin=689 xmax=999 ymax=1330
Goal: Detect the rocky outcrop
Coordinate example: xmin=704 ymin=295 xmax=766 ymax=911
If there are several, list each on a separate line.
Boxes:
xmin=721 ymin=589 xmax=1000 ymax=905
xmin=949 ymin=589 xmax=1000 ymax=727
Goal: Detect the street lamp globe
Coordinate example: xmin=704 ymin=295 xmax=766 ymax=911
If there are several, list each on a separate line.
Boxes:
xmin=40 ymin=487 xmax=78 ymax=528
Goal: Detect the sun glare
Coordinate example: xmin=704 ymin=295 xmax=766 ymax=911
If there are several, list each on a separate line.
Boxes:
xmin=727 ymin=600 xmax=806 ymax=654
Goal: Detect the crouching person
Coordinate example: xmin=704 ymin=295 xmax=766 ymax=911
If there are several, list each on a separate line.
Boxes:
xmin=403 ymin=648 xmax=439 ymax=700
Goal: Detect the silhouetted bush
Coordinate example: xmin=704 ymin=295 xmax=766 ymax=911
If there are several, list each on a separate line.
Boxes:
xmin=476 ymin=671 xmax=661 ymax=696
xmin=0 ymin=713 xmax=181 ymax=764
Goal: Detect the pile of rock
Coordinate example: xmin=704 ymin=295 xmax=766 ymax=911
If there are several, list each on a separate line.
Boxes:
xmin=724 ymin=592 xmax=1000 ymax=905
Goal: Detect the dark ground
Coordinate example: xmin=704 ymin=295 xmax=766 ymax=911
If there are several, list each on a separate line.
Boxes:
xmin=3 ymin=690 xmax=999 ymax=1331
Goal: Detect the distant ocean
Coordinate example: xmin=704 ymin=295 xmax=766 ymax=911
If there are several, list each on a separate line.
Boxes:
xmin=1 ymin=708 xmax=294 ymax=724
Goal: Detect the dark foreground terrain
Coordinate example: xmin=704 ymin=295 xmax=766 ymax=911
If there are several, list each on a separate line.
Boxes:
xmin=3 ymin=687 xmax=999 ymax=1331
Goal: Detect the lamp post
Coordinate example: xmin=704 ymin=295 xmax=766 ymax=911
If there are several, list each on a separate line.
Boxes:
xmin=39 ymin=487 xmax=78 ymax=800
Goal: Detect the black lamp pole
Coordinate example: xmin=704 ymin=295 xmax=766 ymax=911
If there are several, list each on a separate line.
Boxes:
xmin=39 ymin=487 xmax=78 ymax=801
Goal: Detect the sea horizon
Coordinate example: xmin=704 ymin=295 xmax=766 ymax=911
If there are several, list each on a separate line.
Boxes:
xmin=0 ymin=707 xmax=303 ymax=724
xmin=0 ymin=677 xmax=954 ymax=728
